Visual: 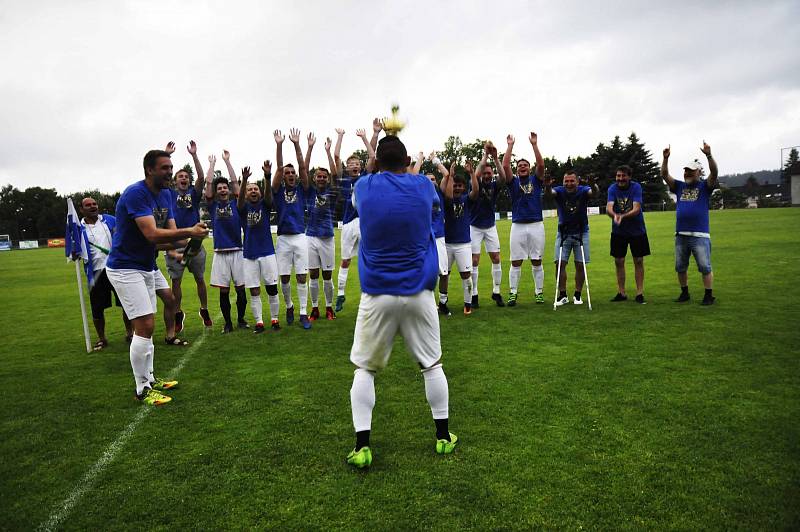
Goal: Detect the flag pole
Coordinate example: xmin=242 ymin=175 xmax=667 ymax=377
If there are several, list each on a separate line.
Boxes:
xmin=74 ymin=258 xmax=92 ymax=353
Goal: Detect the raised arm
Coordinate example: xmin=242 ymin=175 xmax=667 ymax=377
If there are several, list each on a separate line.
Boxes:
xmin=543 ymin=175 xmax=557 ymax=198
xmin=442 ymin=162 xmax=456 ymax=200
xmin=222 ymin=150 xmax=240 ymax=197
xmin=288 ymin=129 xmax=309 ymax=190
xmin=237 ymin=166 xmax=251 ymax=210
xmin=272 ymin=130 xmax=285 ymax=193
xmin=702 ymin=141 xmax=718 ymax=190
xmin=586 ymin=175 xmax=599 ymax=198
xmin=357 ymin=129 xmax=376 ymax=173
xmin=187 ymin=140 xmax=205 ymax=194
xmin=502 ymin=134 xmax=515 ymax=184
xmin=325 ymin=136 xmax=338 ymax=182
xmin=305 ymin=132 xmax=316 ymax=178
xmin=332 ymin=128 xmax=344 ymax=180
xmin=411 ymin=151 xmax=424 ymax=175
xmin=530 ymin=131 xmax=544 ymax=181
xmin=430 ymin=151 xmax=448 ymax=187
xmin=661 ymin=145 xmax=676 ymax=192
xmin=261 ymin=160 xmax=274 ymax=205
xmin=204 ymin=154 xmax=217 ymax=200
xmin=370 ymin=118 xmax=382 ymax=151
xmin=469 ymin=155 xmax=483 ymax=201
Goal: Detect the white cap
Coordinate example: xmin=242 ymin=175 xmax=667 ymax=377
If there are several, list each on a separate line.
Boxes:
xmin=683 ymin=160 xmax=703 ymax=171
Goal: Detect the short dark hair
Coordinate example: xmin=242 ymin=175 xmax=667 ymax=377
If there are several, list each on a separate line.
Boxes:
xmin=517 ymin=158 xmax=530 ymax=166
xmin=284 ymin=163 xmax=295 ymax=169
xmin=213 ymin=176 xmax=230 ymax=191
xmin=616 ymin=165 xmax=632 ymax=176
xmin=376 ymin=135 xmax=408 ymax=170
xmin=564 ymin=170 xmax=578 ymax=178
xmin=143 ymin=150 xmax=171 ymax=173
xmin=452 ymin=174 xmax=467 ymax=184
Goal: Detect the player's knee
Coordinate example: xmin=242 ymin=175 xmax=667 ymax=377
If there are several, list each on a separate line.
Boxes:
xmin=309 ymin=269 xmax=320 ymax=279
xmin=459 ymin=271 xmax=471 ymax=280
xmin=134 ymin=315 xmax=155 ymax=337
xmin=280 ymin=275 xmax=291 ymax=284
xmin=471 ymin=255 xmax=480 ymax=267
xmin=511 ymin=260 xmax=523 ymax=267
xmin=615 ymin=257 xmax=626 ymax=266
xmin=489 ymin=252 xmax=501 ymax=263
xmin=250 ymin=287 xmax=261 ymax=296
xmin=531 ymin=259 xmax=542 ymax=266
xmin=633 ymin=257 xmax=644 ymax=266
xmin=341 ymin=258 xmax=351 ymax=268
xmin=322 ymin=270 xmax=333 ymax=280
xmin=219 ymin=286 xmax=231 ymax=294
xmin=296 ymin=274 xmax=307 ymax=283
xmin=265 ymin=284 xmax=278 ymax=296
xmin=420 ymin=360 xmax=442 ymax=372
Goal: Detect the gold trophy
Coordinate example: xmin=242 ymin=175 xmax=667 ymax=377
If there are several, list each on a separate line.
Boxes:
xmin=383 ymin=104 xmax=406 ymax=136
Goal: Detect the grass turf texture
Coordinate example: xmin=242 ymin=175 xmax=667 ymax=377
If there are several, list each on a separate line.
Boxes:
xmin=1 ymin=208 xmax=799 ymax=530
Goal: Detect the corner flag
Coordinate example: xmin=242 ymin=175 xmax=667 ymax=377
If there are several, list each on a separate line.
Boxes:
xmin=66 ymin=198 xmax=92 ymax=353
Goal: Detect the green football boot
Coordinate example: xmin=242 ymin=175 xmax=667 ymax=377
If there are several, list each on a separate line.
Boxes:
xmin=346 ymin=446 xmax=372 ymax=469
xmin=436 ymin=433 xmax=458 ymax=455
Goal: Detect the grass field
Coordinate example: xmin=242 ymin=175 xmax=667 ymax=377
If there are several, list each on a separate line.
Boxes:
xmin=1 ymin=208 xmax=799 ymax=530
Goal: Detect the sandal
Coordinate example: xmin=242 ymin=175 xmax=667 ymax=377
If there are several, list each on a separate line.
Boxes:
xmin=165 ymin=336 xmax=189 ymax=346
xmin=93 ymin=339 xmax=109 ymax=351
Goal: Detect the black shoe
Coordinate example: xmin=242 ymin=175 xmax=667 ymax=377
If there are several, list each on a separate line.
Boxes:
xmin=270 ymin=320 xmax=281 ymax=331
xmin=222 ymin=323 xmax=234 ymax=334
xmin=491 ymin=293 xmax=506 ymax=307
xmin=237 ymin=320 xmax=250 ymax=329
xmin=471 ymin=294 xmax=480 ymax=308
xmin=675 ymin=292 xmax=690 ymax=303
xmin=701 ymin=295 xmax=716 ymax=306
xmin=438 ymin=302 xmax=452 ymax=316
xmin=635 ymin=294 xmax=646 ymax=304
xmin=610 ymin=293 xmax=628 ymax=302
xmin=253 ymin=323 xmax=265 ymax=334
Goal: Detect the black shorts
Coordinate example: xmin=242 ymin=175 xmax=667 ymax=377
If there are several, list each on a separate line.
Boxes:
xmin=610 ymin=233 xmax=651 ymax=258
xmin=89 ymin=269 xmax=122 ymax=319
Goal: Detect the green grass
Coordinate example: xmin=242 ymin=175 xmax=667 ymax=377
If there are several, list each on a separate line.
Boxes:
xmin=1 ymin=209 xmax=799 ymax=530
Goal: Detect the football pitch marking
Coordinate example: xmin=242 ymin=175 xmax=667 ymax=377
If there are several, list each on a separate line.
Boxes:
xmin=38 ymin=323 xmax=215 ymax=532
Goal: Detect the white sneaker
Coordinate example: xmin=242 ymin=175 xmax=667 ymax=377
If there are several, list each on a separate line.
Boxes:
xmin=573 ymin=296 xmax=583 ymax=305
xmin=555 ymin=296 xmax=569 ymax=306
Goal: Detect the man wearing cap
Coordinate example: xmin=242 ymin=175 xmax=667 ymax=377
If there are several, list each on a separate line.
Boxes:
xmin=661 ymin=142 xmax=718 ymax=305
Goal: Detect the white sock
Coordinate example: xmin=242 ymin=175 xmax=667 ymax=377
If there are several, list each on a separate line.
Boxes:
xmin=130 ymin=334 xmax=151 ymax=396
xmin=337 ymin=267 xmax=349 ymax=296
xmin=323 ymin=279 xmax=334 ymax=307
xmin=146 ymin=339 xmax=155 ymax=384
xmin=462 ymin=277 xmax=473 ymax=305
xmin=250 ymin=294 xmax=263 ymax=324
xmin=471 ymin=269 xmax=479 ymax=296
xmin=439 ymin=291 xmax=448 ymax=304
xmin=491 ymin=263 xmax=502 ymax=294
xmin=310 ymin=278 xmax=319 ymax=307
xmin=422 ymin=364 xmax=449 ymax=419
xmin=268 ymin=292 xmax=280 ymax=322
xmin=533 ymin=265 xmax=544 ymax=295
xmin=509 ymin=265 xmax=521 ymax=294
xmin=297 ymin=281 xmax=308 ymax=314
xmin=281 ymin=281 xmax=293 ymax=309
xmin=350 ymin=368 xmax=375 ymax=432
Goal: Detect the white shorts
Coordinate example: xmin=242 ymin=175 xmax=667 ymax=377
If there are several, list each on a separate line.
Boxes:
xmin=340 ymin=218 xmax=361 ymax=260
xmin=350 ymin=290 xmax=442 ymax=371
xmin=276 ymin=234 xmax=309 ymax=276
xmin=470 ymin=225 xmax=501 ymax=254
xmin=154 ymin=268 xmax=170 ymax=291
xmin=106 ymin=268 xmax=157 ymax=320
xmin=446 ymin=242 xmax=472 ymax=274
xmin=436 ymin=237 xmax=448 ymax=276
xmin=510 ymin=222 xmax=545 ymax=261
xmin=308 ymin=236 xmax=335 ymax=271
xmin=210 ymin=250 xmax=245 ymax=287
xmin=244 ymin=254 xmax=279 ymax=288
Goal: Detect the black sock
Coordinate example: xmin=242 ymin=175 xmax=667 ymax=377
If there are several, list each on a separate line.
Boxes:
xmin=559 ymin=291 xmax=567 ymax=299
xmin=704 ymin=288 xmax=713 ymax=298
xmin=681 ymin=286 xmax=689 ymax=295
xmin=220 ymin=291 xmax=232 ymax=325
xmin=574 ymin=291 xmax=581 ymax=300
xmin=355 ymin=430 xmax=370 ymax=451
xmin=434 ymin=418 xmax=450 ymax=441
xmin=235 ymin=287 xmax=247 ymax=321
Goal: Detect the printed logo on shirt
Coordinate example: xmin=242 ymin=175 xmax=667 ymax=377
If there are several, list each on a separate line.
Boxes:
xmin=216 ymin=203 xmax=233 ymax=219
xmin=480 ymin=185 xmax=494 ymax=201
xmin=315 ymin=194 xmax=329 ymax=209
xmin=564 ymin=196 xmax=578 ymax=215
xmin=680 ymin=187 xmax=700 ymax=202
xmin=452 ymin=202 xmax=464 ymax=219
xmin=284 ymin=189 xmax=297 ymax=204
xmin=614 ymin=196 xmax=632 ymax=214
xmin=247 ymin=208 xmax=262 ymax=227
xmin=176 ymin=193 xmax=193 ymax=209
xmin=153 ymin=207 xmax=169 ymax=228
xmin=520 ymin=181 xmax=534 ymax=195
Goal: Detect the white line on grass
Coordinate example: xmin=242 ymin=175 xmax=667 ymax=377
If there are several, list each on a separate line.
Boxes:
xmin=39 ymin=324 xmax=214 ymax=532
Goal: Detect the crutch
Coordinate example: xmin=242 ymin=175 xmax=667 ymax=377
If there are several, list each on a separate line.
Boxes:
xmin=553 ymin=225 xmax=563 ymax=310
xmin=578 ymin=228 xmax=592 ymax=310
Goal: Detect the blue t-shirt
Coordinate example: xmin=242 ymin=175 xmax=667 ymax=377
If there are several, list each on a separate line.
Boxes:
xmin=354 ymin=172 xmax=438 ymax=296
xmin=209 ymin=199 xmax=243 ymax=250
xmin=107 ymin=180 xmax=174 ymax=271
xmin=240 ymin=200 xmax=275 ymax=259
xmin=607 ymin=182 xmax=646 ymax=236
xmin=509 ymin=175 xmax=543 ymax=223
xmin=170 ymin=188 xmax=201 ymax=229
xmin=339 ymin=175 xmax=360 ymax=224
xmin=306 ymin=187 xmax=336 ymax=238
xmin=554 ymin=185 xmax=591 ymax=235
xmin=273 ymin=184 xmax=307 ymax=235
xmin=444 ymin=192 xmax=471 ymax=244
xmin=432 ymin=186 xmax=445 ymax=239
xmin=675 ymin=180 xmax=711 ymax=235
xmin=469 ymin=181 xmax=499 ymax=229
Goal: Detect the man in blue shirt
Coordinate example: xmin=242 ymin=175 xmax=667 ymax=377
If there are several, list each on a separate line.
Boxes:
xmin=346 ymin=134 xmax=457 ymax=469
xmin=166 ymin=140 xmax=212 ymax=329
xmin=662 ymin=142 xmax=719 ymax=305
xmin=442 ymin=161 xmax=479 ymax=315
xmin=606 ymin=165 xmax=650 ymax=304
xmin=238 ymin=161 xmax=280 ymax=334
xmin=106 ymin=149 xmax=209 ymax=406
xmin=426 ymin=153 xmax=452 ymax=315
xmin=272 ymin=128 xmax=313 ymax=329
xmin=469 ymin=143 xmax=507 ymax=308
xmin=204 ymin=151 xmax=249 ymax=333
xmin=502 ymin=131 xmax=546 ymax=306
xmin=544 ymin=171 xmax=597 ymax=306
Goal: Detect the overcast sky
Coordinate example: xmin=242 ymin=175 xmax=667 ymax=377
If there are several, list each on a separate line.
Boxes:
xmin=1 ymin=0 xmax=798 ymax=194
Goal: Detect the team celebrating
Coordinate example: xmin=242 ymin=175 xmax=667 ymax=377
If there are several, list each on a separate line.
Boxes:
xmin=78 ymin=119 xmax=719 ymax=468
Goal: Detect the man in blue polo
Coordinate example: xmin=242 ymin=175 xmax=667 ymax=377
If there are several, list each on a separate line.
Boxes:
xmin=661 ymin=142 xmax=718 ymax=305
xmin=606 ymin=165 xmax=650 ymax=304
xmin=442 ymin=160 xmax=479 ymax=316
xmin=106 ymin=149 xmax=208 ymax=405
xmin=346 ymin=134 xmax=457 ymax=469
